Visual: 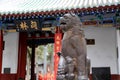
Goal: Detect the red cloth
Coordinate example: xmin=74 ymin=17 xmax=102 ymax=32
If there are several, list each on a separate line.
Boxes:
xmin=38 ymin=73 xmax=43 ymax=80
xmin=44 ymin=72 xmax=55 ymax=80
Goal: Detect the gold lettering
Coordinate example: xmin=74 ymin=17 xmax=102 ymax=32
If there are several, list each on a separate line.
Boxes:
xmin=56 ymin=36 xmax=60 ymax=40
xmin=56 ymin=46 xmax=60 ymax=51
xmin=20 ymin=22 xmax=28 ymax=30
xmin=31 ymin=21 xmax=38 ymax=29
xmin=56 ymin=41 xmax=60 ymax=45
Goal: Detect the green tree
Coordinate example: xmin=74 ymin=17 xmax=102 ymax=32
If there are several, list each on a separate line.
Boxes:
xmin=47 ymin=44 xmax=54 ymax=62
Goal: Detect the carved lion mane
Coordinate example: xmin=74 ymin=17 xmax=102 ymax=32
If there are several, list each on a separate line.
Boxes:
xmin=59 ymin=13 xmax=82 ymax=33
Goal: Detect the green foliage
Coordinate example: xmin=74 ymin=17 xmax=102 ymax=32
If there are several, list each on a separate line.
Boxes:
xmin=27 ymin=44 xmax=54 ymax=64
xmin=36 ymin=45 xmax=44 ymax=61
xmin=47 ymin=44 xmax=54 ymax=62
xmin=27 ymin=46 xmax=32 ymax=60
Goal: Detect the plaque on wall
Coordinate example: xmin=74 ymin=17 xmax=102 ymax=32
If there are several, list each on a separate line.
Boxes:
xmin=4 ymin=68 xmax=11 ymax=74
xmin=92 ymin=67 xmax=111 ymax=80
xmin=86 ymin=39 xmax=95 ymax=45
xmin=15 ymin=19 xmax=41 ymax=32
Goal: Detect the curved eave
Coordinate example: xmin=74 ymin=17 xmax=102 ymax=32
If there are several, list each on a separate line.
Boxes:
xmin=0 ymin=0 xmax=120 ymax=14
xmin=0 ymin=5 xmax=120 ymax=19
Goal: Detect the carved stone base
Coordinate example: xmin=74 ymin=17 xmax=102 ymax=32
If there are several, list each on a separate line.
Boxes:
xmin=78 ymin=75 xmax=89 ymax=80
xmin=57 ymin=75 xmax=65 ymax=80
xmin=65 ymin=73 xmax=75 ymax=80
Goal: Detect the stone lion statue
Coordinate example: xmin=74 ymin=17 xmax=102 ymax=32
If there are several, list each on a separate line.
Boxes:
xmin=57 ymin=13 xmax=88 ymax=80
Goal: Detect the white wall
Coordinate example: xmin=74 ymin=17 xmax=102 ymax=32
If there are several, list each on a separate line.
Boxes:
xmin=2 ymin=32 xmax=19 ymax=73
xmin=83 ymin=27 xmax=118 ymax=74
xmin=1 ymin=27 xmax=118 ymax=75
xmin=116 ymin=29 xmax=120 ymax=74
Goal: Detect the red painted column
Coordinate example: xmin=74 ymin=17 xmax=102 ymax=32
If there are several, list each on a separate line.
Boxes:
xmin=0 ymin=30 xmax=3 ymax=80
xmin=17 ymin=32 xmax=27 ymax=80
xmin=31 ymin=40 xmax=35 ymax=80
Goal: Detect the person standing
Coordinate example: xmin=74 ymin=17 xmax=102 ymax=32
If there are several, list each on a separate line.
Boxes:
xmin=38 ymin=71 xmax=43 ymax=80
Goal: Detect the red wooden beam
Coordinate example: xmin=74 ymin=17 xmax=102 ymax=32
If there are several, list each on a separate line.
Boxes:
xmin=0 ymin=30 xmax=3 ymax=80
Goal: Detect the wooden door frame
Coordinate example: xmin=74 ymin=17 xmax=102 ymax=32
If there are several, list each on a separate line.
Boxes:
xmin=17 ymin=32 xmax=27 ymax=80
xmin=16 ymin=31 xmax=56 ymax=80
xmin=0 ymin=30 xmax=3 ymax=79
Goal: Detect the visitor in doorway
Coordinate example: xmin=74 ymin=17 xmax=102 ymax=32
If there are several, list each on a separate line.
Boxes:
xmin=50 ymin=71 xmax=55 ymax=80
xmin=46 ymin=65 xmax=51 ymax=80
xmin=44 ymin=64 xmax=55 ymax=80
xmin=45 ymin=71 xmax=55 ymax=80
xmin=38 ymin=71 xmax=43 ymax=80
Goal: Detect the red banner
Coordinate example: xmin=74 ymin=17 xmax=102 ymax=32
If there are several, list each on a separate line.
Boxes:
xmin=54 ymin=33 xmax=62 ymax=80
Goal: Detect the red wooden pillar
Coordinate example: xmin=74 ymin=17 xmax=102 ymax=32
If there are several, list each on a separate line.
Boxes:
xmin=0 ymin=30 xmax=3 ymax=80
xmin=31 ymin=40 xmax=35 ymax=80
xmin=17 ymin=32 xmax=27 ymax=80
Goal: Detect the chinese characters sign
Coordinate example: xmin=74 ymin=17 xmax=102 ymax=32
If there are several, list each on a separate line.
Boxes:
xmin=54 ymin=33 xmax=62 ymax=80
xmin=15 ymin=19 xmax=40 ymax=32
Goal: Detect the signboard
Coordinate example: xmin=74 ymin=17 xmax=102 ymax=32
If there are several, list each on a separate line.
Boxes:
xmin=15 ymin=19 xmax=41 ymax=32
xmin=83 ymin=21 xmax=98 ymax=25
xmin=54 ymin=33 xmax=62 ymax=80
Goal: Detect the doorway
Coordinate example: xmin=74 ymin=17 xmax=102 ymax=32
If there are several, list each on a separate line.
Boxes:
xmin=25 ymin=32 xmax=54 ymax=80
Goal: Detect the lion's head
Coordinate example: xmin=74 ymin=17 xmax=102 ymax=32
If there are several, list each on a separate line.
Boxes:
xmin=59 ymin=13 xmax=82 ymax=32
